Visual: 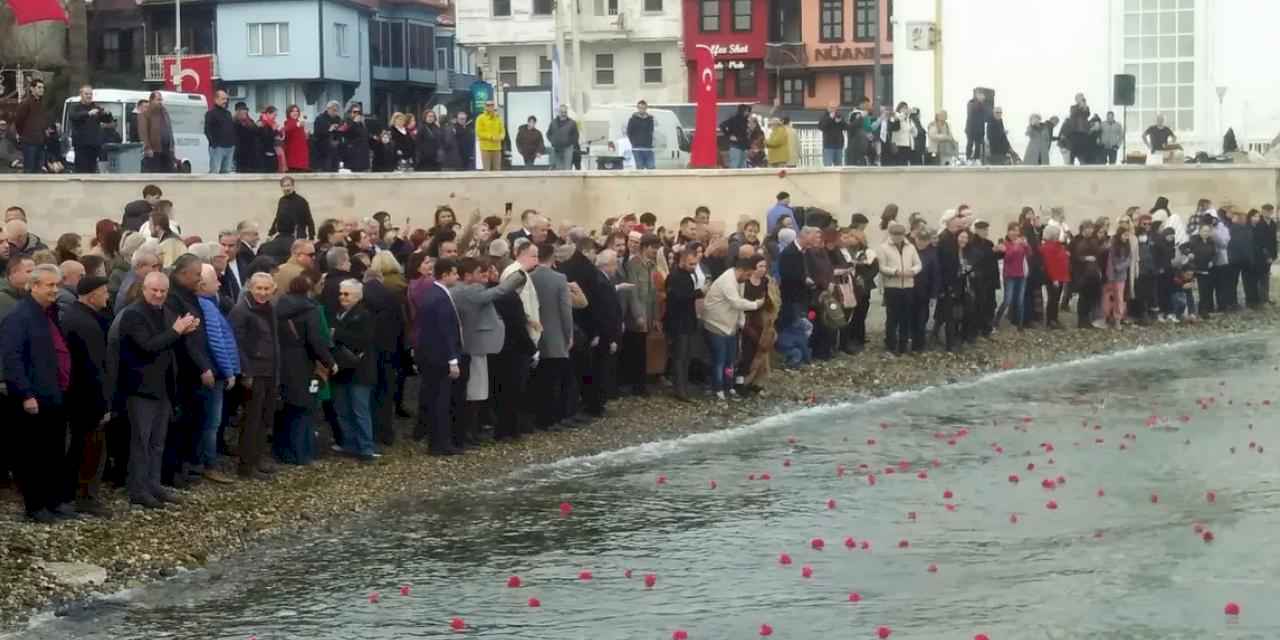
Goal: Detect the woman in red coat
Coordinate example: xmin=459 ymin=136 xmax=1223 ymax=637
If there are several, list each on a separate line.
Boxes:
xmin=1040 ymin=224 xmax=1072 ymax=329
xmin=282 ymin=104 xmax=310 ymax=172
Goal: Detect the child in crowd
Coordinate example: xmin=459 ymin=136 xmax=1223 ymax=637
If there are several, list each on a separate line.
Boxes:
xmin=776 ymin=315 xmax=813 ymax=368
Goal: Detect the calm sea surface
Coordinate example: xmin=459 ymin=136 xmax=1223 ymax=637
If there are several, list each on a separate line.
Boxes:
xmin=17 ymin=333 xmax=1280 ymax=640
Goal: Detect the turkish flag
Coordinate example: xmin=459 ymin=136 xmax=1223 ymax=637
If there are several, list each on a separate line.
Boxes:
xmin=689 ymin=44 xmax=718 ymax=168
xmin=7 ymin=0 xmax=68 ymax=25
xmin=162 ymin=55 xmax=215 ymax=107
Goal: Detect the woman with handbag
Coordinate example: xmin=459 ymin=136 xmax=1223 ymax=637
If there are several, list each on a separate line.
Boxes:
xmin=845 ymin=229 xmax=879 ymax=352
xmin=829 ymin=227 xmax=861 ymax=355
xmin=275 ymin=273 xmax=335 ymax=465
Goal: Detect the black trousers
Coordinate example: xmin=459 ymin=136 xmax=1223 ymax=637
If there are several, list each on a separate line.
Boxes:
xmin=371 ymin=349 xmax=396 ymax=446
xmin=668 ymin=333 xmax=694 ymax=397
xmin=74 ymin=146 xmax=100 ymax=173
xmin=448 ymin=356 xmax=471 ymax=447
xmin=1242 ymin=264 xmax=1263 ymax=307
xmin=142 ymin=152 xmax=174 ymax=173
xmin=620 ymin=331 xmax=648 ymax=393
xmin=1076 ymin=282 xmax=1102 ymax=327
xmin=491 ymin=350 xmax=530 ymax=438
xmin=415 ymin=362 xmax=455 ymax=451
xmin=883 ymin=288 xmax=913 ymax=354
xmin=162 ymin=386 xmax=203 ymax=486
xmin=1026 ymin=271 xmax=1045 ymax=324
xmin=846 ymin=292 xmax=871 ymax=346
xmin=65 ymin=408 xmax=107 ymax=502
xmin=1132 ymin=275 xmax=1155 ymax=320
xmin=14 ymin=401 xmax=68 ymax=515
xmin=1197 ymin=273 xmax=1217 ymax=316
xmin=911 ymin=292 xmax=931 ymax=351
xmin=530 ymin=357 xmax=571 ymax=428
xmin=583 ymin=340 xmax=614 ymax=415
xmin=1155 ymin=272 xmax=1173 ymax=314
xmin=1045 ymin=282 xmax=1064 ymax=326
xmin=1214 ymin=265 xmax=1238 ymax=310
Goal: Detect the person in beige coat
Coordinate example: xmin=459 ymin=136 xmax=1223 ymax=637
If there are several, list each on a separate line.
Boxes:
xmin=878 ymin=223 xmax=922 ymax=355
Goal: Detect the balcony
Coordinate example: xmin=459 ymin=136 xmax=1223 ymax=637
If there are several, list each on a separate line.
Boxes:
xmin=144 ymin=54 xmax=220 ymax=82
xmin=764 ymin=42 xmax=807 ymax=69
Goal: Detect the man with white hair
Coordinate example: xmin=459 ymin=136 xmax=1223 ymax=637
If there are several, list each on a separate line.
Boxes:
xmin=314 ymin=101 xmax=344 ymax=172
xmin=778 ymin=226 xmax=816 ymax=328
xmin=115 ymin=247 xmax=160 ymax=312
xmin=230 ymin=272 xmax=279 ymax=480
xmin=1 ymin=264 xmax=72 ymax=522
xmin=55 ymin=260 xmax=85 ymax=319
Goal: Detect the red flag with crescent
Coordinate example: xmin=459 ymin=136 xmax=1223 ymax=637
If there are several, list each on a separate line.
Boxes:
xmin=690 ymin=44 xmax=718 ymax=168
xmin=7 ymin=0 xmax=68 ymax=25
xmin=162 ymin=55 xmax=215 ymax=108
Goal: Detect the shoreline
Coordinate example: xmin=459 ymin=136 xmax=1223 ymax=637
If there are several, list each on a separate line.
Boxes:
xmin=3 ymin=308 xmax=1279 ymax=631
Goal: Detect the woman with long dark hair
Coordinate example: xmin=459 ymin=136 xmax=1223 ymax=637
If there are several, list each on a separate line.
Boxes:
xmin=283 ymin=104 xmax=310 ymax=172
xmin=415 ymin=110 xmax=443 ymax=171
xmin=275 ymin=273 xmax=334 ymax=464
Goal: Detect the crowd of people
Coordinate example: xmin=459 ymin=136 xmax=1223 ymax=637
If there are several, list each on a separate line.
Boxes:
xmin=1 ymin=180 xmax=1276 ymax=524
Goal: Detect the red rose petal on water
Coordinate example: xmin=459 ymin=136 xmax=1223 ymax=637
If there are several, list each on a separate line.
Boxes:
xmin=932 ymin=458 xmax=941 ymax=468
xmin=837 ymin=465 xmax=847 ymax=478
xmin=898 ymin=539 xmax=910 ymax=548
xmin=801 ymin=564 xmax=814 ymax=578
xmin=709 ymin=480 xmax=717 ymax=490
xmin=827 ymin=498 xmax=838 ymax=510
xmin=860 ymin=540 xmax=870 ymax=550
xmin=507 ymin=576 xmax=522 ymax=588
xmin=748 ymin=473 xmax=757 ymax=480
xmin=1206 ymin=491 xmax=1217 ymax=503
xmin=400 ymin=585 xmax=411 ymax=596
xmin=779 ymin=553 xmax=793 ymax=565
xmin=1225 ymin=602 xmax=1241 ymax=616
xmin=811 ymin=538 xmax=825 ymax=550
xmin=1096 ymin=488 xmax=1105 ymax=497
xmin=672 ymin=631 xmax=689 ymax=640
xmin=783 ymin=459 xmax=792 ymax=468
xmin=877 ymin=625 xmax=892 ymax=639
xmin=907 ymin=511 xmax=917 ymax=521
xmin=559 ymin=502 xmax=573 ymax=517
xmin=528 ymin=597 xmax=541 ymax=607
xmin=848 ymin=592 xmax=862 ymax=602
xmin=761 ymin=472 xmax=772 ymax=481
xmin=1046 ymin=500 xmax=1059 ymax=510
xmin=624 ymin=569 xmax=633 ymax=579
xmin=943 ymin=490 xmax=954 ymax=499
xmin=927 ymin=563 xmax=939 ymax=573
xmin=1009 ymin=513 xmax=1019 ymax=524
xmin=1008 ymin=474 xmax=1020 ymax=483
xmin=945 ymin=503 xmax=957 ymax=512
xmin=867 ymin=438 xmax=877 ymax=445
xmin=1027 ymin=463 xmax=1036 ymax=471
xmin=867 ymin=474 xmax=877 ymax=486
xmin=1150 ymin=493 xmax=1159 ymax=504
xmin=578 ymin=570 xmax=593 ymax=581
xmin=644 ymin=573 xmax=657 ymax=589
xmin=1203 ymin=530 xmax=1215 ymax=543
xmin=657 ymin=474 xmax=668 ymax=485
xmin=368 ymin=592 xmax=381 ymax=603
xmin=759 ymin=623 xmax=774 ymax=637
xmin=844 ymin=536 xmax=856 ymax=549
xmin=450 ymin=617 xmax=466 ymax=631
xmin=975 ymin=635 xmax=991 ymax=640
xmin=917 ymin=471 xmax=929 ymax=480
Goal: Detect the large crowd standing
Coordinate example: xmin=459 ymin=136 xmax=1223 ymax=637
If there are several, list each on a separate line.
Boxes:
xmin=1 ymin=181 xmax=1276 ymax=524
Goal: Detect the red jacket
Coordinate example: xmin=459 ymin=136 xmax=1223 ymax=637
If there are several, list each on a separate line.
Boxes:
xmin=282 ymin=117 xmax=310 ymax=171
xmin=1041 ymin=240 xmax=1071 ymax=283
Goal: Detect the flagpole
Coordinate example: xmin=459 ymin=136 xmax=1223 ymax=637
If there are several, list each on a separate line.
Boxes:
xmin=174 ymin=0 xmax=182 ymax=90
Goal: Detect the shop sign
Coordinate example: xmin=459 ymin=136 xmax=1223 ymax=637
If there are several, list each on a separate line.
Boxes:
xmin=812 ymin=45 xmax=877 ymax=62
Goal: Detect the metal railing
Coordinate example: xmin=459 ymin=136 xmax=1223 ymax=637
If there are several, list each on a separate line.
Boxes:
xmin=143 ymin=55 xmax=220 ymax=82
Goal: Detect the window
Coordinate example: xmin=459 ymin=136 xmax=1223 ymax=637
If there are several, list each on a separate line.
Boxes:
xmin=840 ymin=71 xmax=866 ymax=104
xmin=371 ymin=20 xmax=404 ymax=67
xmin=247 ymin=22 xmax=290 ymax=56
xmin=1122 ymin=0 xmax=1195 ymax=131
xmin=642 ymin=52 xmax=663 ymax=84
xmin=594 ymin=0 xmax=618 ymax=16
xmin=408 ymin=24 xmax=434 ymax=70
xmin=532 ymin=0 xmax=553 ymax=15
xmin=498 ymin=55 xmax=518 ymax=87
xmin=732 ymin=0 xmax=751 ymax=31
xmin=595 ymin=53 xmax=614 ymax=85
xmin=781 ymin=76 xmax=805 ymax=106
xmin=493 ymin=0 xmax=511 ymax=17
xmin=734 ymin=63 xmax=757 ymax=97
xmin=437 ymin=47 xmax=447 ymax=69
xmin=335 ymin=23 xmax=349 ymax=57
xmin=820 ymin=0 xmax=843 ymax=41
xmin=700 ymin=0 xmax=720 ymax=31
xmin=644 ymin=0 xmax=663 ymax=11
xmin=714 ymin=67 xmax=726 ymax=98
xmin=99 ymin=29 xmax=134 ymax=68
xmin=854 ymin=0 xmax=876 ymax=41
xmin=536 ymin=55 xmax=552 ymax=86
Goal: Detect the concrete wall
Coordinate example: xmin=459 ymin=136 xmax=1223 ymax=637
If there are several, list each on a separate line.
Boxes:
xmin=4 ymin=166 xmax=1277 ymax=246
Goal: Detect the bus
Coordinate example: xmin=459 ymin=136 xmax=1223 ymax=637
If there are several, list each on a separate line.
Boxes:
xmin=61 ymin=90 xmax=210 ymax=173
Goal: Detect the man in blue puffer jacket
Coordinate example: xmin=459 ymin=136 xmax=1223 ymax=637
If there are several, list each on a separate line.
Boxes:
xmin=195 ymin=263 xmax=239 ymax=485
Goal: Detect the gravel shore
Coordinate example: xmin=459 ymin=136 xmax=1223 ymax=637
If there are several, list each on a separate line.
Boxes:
xmin=3 ymin=307 xmax=1279 ymax=630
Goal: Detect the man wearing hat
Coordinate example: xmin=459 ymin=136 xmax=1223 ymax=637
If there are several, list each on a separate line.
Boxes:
xmin=59 ymin=275 xmax=113 ymax=517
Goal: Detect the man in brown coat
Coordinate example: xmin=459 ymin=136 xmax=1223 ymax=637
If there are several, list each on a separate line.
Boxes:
xmin=13 ymin=78 xmax=48 ymax=174
xmin=138 ymin=91 xmax=175 ymax=173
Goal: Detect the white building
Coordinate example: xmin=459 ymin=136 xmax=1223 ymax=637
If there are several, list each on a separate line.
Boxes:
xmin=892 ymin=0 xmax=1280 ymax=161
xmin=455 ymin=0 xmax=686 ymax=113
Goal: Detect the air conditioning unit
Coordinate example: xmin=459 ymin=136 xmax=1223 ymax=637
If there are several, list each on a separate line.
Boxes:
xmin=907 ymin=21 xmax=937 ymax=51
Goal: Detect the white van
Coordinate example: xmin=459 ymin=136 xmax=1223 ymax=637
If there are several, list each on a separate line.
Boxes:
xmin=578 ymin=105 xmax=689 ymax=170
xmin=61 ymin=90 xmax=210 ymax=173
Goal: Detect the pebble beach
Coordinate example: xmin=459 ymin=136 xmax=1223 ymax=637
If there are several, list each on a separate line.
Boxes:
xmin=2 ymin=307 xmax=1278 ymax=631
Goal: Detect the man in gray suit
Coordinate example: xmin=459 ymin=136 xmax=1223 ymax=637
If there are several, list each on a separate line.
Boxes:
xmin=450 ymin=253 xmax=534 ymax=446
xmin=529 ymin=242 xmax=575 ymax=430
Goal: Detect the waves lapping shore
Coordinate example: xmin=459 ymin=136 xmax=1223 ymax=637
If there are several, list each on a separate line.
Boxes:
xmin=2 ymin=308 xmax=1278 ymax=631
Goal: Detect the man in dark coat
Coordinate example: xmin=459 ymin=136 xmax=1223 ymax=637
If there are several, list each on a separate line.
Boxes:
xmin=529 ymin=244 xmax=575 ymax=429
xmin=778 ymin=227 xmax=813 ymax=329
xmin=229 ymin=273 xmax=280 ymax=479
xmin=68 ymin=85 xmax=104 ymax=174
xmin=414 ymin=257 xmax=464 ymax=455
xmin=321 ymin=247 xmax=354 ymax=319
xmin=664 ymin=247 xmax=701 ymax=401
xmin=582 ymin=249 xmax=623 ymax=417
xmin=233 ymin=102 xmax=262 ymax=173
xmin=817 ymin=104 xmax=846 ymax=167
xmin=1 ymin=265 xmax=71 ymax=522
xmin=719 ymin=104 xmax=753 ymax=168
xmin=269 ymin=176 xmax=316 ymax=240
xmin=162 ymin=255 xmax=216 ymax=488
xmin=964 ymin=90 xmax=990 ymax=162
xmin=60 ymin=276 xmax=113 ymax=516
xmin=360 ymin=272 xmax=404 ymax=447
xmin=932 ymin=215 xmax=963 ymax=343
xmin=312 ymin=101 xmax=343 ymax=172
xmin=204 ymin=90 xmax=237 ymax=174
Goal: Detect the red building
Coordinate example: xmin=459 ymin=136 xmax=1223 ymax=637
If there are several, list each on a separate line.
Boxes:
xmin=681 ymin=0 xmax=770 ymax=105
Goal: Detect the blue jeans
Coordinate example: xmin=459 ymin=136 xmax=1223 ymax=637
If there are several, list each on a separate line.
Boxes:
xmin=998 ymin=276 xmax=1027 ymax=327
xmin=632 ymin=148 xmax=656 ymax=170
xmin=22 ymin=143 xmax=45 ymax=174
xmin=274 ymin=404 xmax=315 ymax=465
xmin=209 ymin=146 xmax=235 ymax=173
xmin=727 ymin=147 xmax=747 ymax=168
xmin=550 ymin=147 xmax=573 ymax=170
xmin=333 ymin=383 xmax=374 ymax=456
xmin=823 ymin=148 xmax=843 ymax=167
xmin=196 ymin=383 xmax=224 ymax=468
xmin=707 ymin=333 xmax=739 ymax=392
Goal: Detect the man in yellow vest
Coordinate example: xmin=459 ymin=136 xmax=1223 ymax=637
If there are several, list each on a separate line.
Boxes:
xmin=476 ymin=100 xmax=506 ymax=171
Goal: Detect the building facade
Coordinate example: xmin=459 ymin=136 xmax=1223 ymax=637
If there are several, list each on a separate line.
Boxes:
xmin=764 ymin=0 xmax=893 ymax=110
xmin=456 ymin=0 xmax=686 ymax=113
xmin=681 ymin=0 xmax=769 ymax=105
xmin=892 ymin=0 xmax=1280 ymax=159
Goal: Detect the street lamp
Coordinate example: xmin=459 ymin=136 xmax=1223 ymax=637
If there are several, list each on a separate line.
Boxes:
xmin=1215 ymin=85 xmax=1227 ymax=154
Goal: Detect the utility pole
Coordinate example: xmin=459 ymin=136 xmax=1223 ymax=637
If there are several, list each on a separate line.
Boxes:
xmin=173 ymin=0 xmax=183 ymax=88
xmin=570 ymin=0 xmax=582 ymax=112
xmin=871 ymin=0 xmax=882 ymax=107
xmin=932 ymin=0 xmax=943 ymax=114
xmin=554 ymin=0 xmax=567 ymax=111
